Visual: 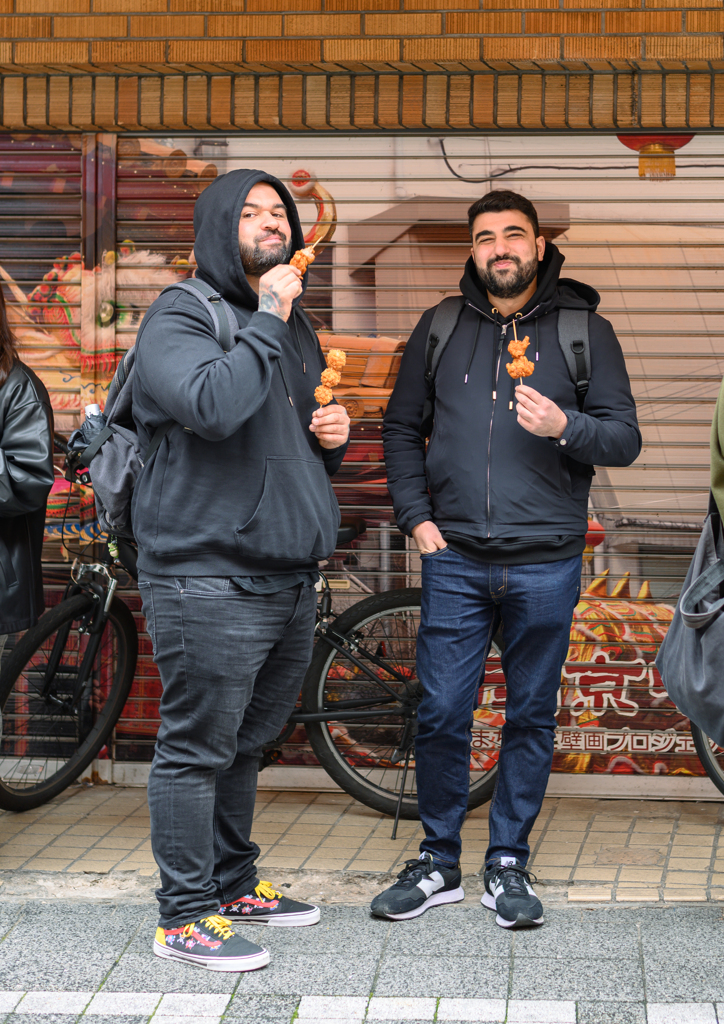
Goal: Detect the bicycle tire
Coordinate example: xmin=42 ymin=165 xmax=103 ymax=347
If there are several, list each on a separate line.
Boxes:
xmin=301 ymin=588 xmax=500 ymax=819
xmin=690 ymin=722 xmax=724 ymax=797
xmin=0 ymin=593 xmax=137 ymax=811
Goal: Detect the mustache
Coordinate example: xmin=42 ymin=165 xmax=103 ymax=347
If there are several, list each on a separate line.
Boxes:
xmin=255 ymin=229 xmax=287 ymax=244
xmin=487 ymin=254 xmax=522 ymax=271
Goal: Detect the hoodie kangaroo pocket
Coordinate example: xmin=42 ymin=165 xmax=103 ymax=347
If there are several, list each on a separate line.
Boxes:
xmin=235 ymin=456 xmax=341 ymax=563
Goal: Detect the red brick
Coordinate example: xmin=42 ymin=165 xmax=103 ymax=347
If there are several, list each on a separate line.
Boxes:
xmin=246 ymin=0 xmax=321 ymax=9
xmin=91 ymin=39 xmax=164 ymax=61
xmin=687 ymin=10 xmax=724 ymax=30
xmin=16 ymin=0 xmax=88 ymax=10
xmin=404 ymin=36 xmax=479 ymax=58
xmin=447 ymin=11 xmax=520 ymax=32
xmin=365 ymin=11 xmax=440 ymax=33
xmin=15 ymin=40 xmax=88 ymax=62
xmin=646 ymin=34 xmax=723 ymax=57
xmin=328 ymin=0 xmax=398 ymax=8
xmin=208 ymin=15 xmax=283 ymax=36
xmin=526 ymin=11 xmax=600 ymax=32
xmin=130 ymin=14 xmax=204 ymax=36
xmin=564 ymin=34 xmax=642 ymax=57
xmin=168 ymin=39 xmax=243 ymax=61
xmin=245 ymin=38 xmax=321 ymax=60
xmin=54 ymin=15 xmax=126 ymax=36
xmin=95 ymin=0 xmax=165 ymax=9
xmin=286 ymin=13 xmax=360 ymax=34
xmin=0 ymin=16 xmax=50 ymax=36
xmin=324 ymin=36 xmax=398 ymax=59
xmin=483 ymin=35 xmax=559 ymax=59
xmin=605 ymin=10 xmax=681 ymax=31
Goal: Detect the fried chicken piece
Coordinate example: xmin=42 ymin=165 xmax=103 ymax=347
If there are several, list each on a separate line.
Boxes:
xmin=505 ymin=335 xmax=535 ymax=379
xmin=290 ymin=246 xmax=316 ymax=274
xmin=326 ymin=348 xmax=346 ymax=372
xmin=321 ymin=367 xmax=341 ymax=388
xmin=315 ymin=385 xmax=334 ymax=406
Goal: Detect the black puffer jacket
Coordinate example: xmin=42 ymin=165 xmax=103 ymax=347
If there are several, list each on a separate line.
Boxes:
xmin=0 ymin=361 xmax=54 ymax=632
xmin=383 ymin=242 xmax=641 ymax=541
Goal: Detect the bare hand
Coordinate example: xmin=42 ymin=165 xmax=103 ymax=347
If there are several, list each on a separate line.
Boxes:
xmin=310 ymin=403 xmax=350 ymax=450
xmin=515 ymin=384 xmax=568 ymax=439
xmin=411 ymin=520 xmax=447 ymax=554
xmin=258 ymin=264 xmax=302 ymax=322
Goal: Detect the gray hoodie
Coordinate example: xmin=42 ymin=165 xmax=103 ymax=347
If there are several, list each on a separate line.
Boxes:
xmin=131 ymin=168 xmax=345 ymax=577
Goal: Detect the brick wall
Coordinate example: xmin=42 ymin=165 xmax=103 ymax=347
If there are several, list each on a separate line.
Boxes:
xmin=1 ymin=0 xmax=722 ymax=74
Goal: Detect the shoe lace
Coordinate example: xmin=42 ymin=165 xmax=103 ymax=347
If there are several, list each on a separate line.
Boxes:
xmin=255 ymin=880 xmax=282 ymax=900
xmin=197 ymin=914 xmax=235 ymax=940
xmin=396 ymin=855 xmax=433 ymax=888
xmin=496 ymin=865 xmax=537 ymax=896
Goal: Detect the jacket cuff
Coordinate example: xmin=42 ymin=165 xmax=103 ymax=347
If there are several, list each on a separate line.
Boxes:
xmin=551 ymin=412 xmax=574 ymax=450
xmin=403 ymin=512 xmax=435 ymax=537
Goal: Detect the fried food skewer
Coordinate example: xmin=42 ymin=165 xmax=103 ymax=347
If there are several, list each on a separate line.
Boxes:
xmin=290 ymin=236 xmax=321 ymax=274
xmin=505 ymin=321 xmax=534 ymax=409
xmin=315 ymin=347 xmax=347 ymax=407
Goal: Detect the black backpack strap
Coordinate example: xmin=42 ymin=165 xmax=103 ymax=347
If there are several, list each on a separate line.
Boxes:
xmin=165 ymin=278 xmax=236 ymax=353
xmin=420 ymin=295 xmax=466 ymax=438
xmin=141 ymin=423 xmax=173 ymax=466
xmin=557 ymin=308 xmax=591 ymax=412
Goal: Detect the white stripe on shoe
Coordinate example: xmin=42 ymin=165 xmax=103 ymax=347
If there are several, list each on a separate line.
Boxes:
xmin=383 ymin=885 xmax=465 ymax=920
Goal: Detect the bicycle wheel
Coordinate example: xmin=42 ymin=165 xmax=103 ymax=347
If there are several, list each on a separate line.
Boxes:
xmin=301 ymin=588 xmax=503 ymax=819
xmin=0 ymin=593 xmax=137 ymax=811
xmin=691 ymin=723 xmax=724 ymax=797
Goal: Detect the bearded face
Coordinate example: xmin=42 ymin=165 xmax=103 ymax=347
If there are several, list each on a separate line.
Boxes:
xmin=474 ymin=250 xmax=539 ymax=300
xmin=240 ymin=230 xmax=292 ymax=275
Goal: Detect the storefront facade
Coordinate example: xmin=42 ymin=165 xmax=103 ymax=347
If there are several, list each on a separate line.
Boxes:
xmin=1 ymin=5 xmax=722 ymax=793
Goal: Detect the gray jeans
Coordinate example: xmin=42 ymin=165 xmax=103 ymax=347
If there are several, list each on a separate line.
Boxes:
xmin=138 ymin=571 xmax=317 ymax=927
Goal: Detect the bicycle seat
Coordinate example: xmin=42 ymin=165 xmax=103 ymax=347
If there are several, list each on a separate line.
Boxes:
xmin=336 ymin=515 xmax=367 ymax=547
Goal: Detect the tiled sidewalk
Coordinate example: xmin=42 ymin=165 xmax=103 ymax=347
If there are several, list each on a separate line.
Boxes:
xmin=0 ymin=785 xmax=722 ymax=906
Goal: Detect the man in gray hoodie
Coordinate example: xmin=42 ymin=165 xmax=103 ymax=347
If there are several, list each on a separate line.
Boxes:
xmin=132 ymin=170 xmax=349 ymax=972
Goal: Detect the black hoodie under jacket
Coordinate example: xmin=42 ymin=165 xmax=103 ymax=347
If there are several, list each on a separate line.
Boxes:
xmin=131 ymin=168 xmax=346 ymax=578
xmin=382 ymin=242 xmax=641 ymax=562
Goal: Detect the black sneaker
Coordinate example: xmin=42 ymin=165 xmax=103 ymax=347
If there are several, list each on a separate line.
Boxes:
xmin=154 ymin=914 xmax=269 ymax=971
xmin=482 ymin=857 xmax=544 ymax=929
xmin=370 ymin=852 xmax=464 ymax=920
xmin=220 ymin=880 xmax=320 ymax=927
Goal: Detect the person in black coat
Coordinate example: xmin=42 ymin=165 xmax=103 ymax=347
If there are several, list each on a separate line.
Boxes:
xmin=0 ymin=285 xmax=54 ymax=653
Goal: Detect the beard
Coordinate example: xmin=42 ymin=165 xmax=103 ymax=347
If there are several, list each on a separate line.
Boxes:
xmin=475 ymin=252 xmax=539 ymax=300
xmin=240 ymin=231 xmax=292 ymax=275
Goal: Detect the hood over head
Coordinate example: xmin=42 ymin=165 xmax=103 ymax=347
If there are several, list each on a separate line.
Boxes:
xmin=193 ymin=168 xmax=307 ymax=310
xmin=460 ymin=240 xmax=600 ymax=320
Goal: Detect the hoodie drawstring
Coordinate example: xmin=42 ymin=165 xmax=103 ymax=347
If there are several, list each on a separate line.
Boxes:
xmin=292 ymin=312 xmax=306 ymax=374
xmin=277 ymin=355 xmax=294 ymax=406
xmin=534 ymin=318 xmax=540 ymax=362
xmin=491 ymin=308 xmax=500 ymax=400
xmin=464 ymin=317 xmax=482 ymax=385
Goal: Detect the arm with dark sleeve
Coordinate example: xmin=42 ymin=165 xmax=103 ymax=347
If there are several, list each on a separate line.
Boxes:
xmin=553 ymin=315 xmax=642 ymax=467
xmin=0 ymin=385 xmax=54 ymax=517
xmin=135 ymin=294 xmax=288 ymax=442
xmin=382 ymin=308 xmax=436 ymax=535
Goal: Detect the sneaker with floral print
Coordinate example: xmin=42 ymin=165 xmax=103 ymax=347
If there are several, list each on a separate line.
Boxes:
xmin=220 ymin=879 xmax=320 ymax=926
xmin=154 ymin=914 xmax=269 ymax=971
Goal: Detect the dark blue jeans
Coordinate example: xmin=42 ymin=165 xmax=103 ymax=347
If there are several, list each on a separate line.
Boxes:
xmin=138 ymin=571 xmax=317 ymax=928
xmin=415 ymin=547 xmax=582 ymax=869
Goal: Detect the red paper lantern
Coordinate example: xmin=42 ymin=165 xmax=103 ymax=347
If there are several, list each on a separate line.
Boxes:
xmin=585 ymin=519 xmax=605 ymax=548
xmin=617 ymin=134 xmax=694 ymax=178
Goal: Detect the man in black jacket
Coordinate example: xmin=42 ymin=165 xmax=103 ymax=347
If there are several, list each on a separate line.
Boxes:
xmin=373 ymin=190 xmax=640 ymax=929
xmin=132 ymin=170 xmax=349 ymax=971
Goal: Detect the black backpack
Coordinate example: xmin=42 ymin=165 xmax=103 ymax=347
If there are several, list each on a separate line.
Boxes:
xmin=76 ymin=278 xmax=236 ymax=539
xmin=420 ymin=296 xmax=591 ymax=438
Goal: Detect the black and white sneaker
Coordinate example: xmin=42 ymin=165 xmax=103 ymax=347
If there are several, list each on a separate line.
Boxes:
xmin=370 ymin=852 xmax=464 ymax=921
xmin=482 ymin=857 xmax=544 ymax=929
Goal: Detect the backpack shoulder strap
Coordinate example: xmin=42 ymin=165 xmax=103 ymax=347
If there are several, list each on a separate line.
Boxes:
xmin=424 ymin=296 xmax=466 ymax=387
xmin=163 ymin=278 xmax=236 ymax=353
xmin=419 ymin=296 xmax=466 ymax=438
xmin=557 ymin=308 xmax=591 ymax=412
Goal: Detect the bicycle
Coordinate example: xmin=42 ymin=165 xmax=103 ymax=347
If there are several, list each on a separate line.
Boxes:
xmin=0 ymin=435 xmax=501 ymax=818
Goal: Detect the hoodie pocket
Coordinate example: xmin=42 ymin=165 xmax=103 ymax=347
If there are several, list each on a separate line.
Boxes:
xmin=235 ymin=456 xmax=341 ymax=563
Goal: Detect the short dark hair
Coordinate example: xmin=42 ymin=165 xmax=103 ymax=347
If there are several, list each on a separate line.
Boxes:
xmin=467 ymin=190 xmax=540 ymax=239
